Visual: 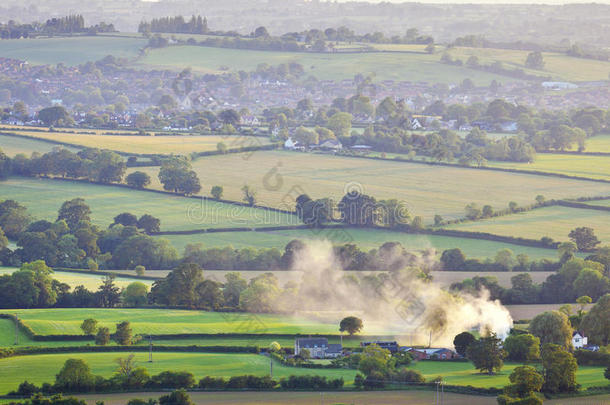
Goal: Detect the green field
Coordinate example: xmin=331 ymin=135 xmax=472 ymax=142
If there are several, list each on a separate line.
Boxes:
xmin=1 ymin=308 xmax=346 ymax=336
xmin=584 ymin=135 xmax=610 ymax=153
xmin=129 ymin=150 xmax=610 ymax=223
xmin=0 ymin=177 xmax=298 ymax=231
xmin=137 ymin=46 xmax=514 ymax=85
xmin=6 ymin=132 xmax=270 ymax=155
xmin=0 ymin=268 xmax=152 ymax=291
xmin=0 ymin=134 xmax=80 ymax=156
xmin=74 ymin=391 xmax=610 ymax=405
xmin=445 ymin=46 xmax=610 ymax=82
xmin=585 ymin=199 xmax=610 ymax=207
xmin=445 ymin=205 xmax=610 ymax=244
xmin=489 ymin=153 xmax=610 ymax=181
xmin=0 ymin=351 xmax=605 ymax=395
xmin=76 ymin=391 xmax=501 ymax=405
xmin=0 ymin=36 xmax=145 ymax=66
xmin=159 ymin=228 xmax=562 ymax=260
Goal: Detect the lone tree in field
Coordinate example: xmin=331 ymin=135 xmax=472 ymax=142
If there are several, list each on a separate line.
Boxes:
xmin=339 ymin=316 xmax=363 ymax=336
xmin=210 ymin=185 xmax=223 ymax=199
xmin=525 ymin=51 xmax=545 ymax=69
xmin=80 ymin=318 xmax=98 ymax=335
xmin=569 ymin=227 xmax=601 ymax=251
xmin=241 ymin=185 xmax=257 ymax=206
xmin=95 ymin=327 xmax=110 ymax=346
xmin=466 ymin=333 xmax=505 ymax=375
xmin=114 ymin=321 xmax=133 ymax=345
xmin=453 ymin=331 xmax=475 ymax=356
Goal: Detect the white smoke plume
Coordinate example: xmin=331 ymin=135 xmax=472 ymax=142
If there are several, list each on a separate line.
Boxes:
xmin=285 ymin=240 xmax=513 ymax=347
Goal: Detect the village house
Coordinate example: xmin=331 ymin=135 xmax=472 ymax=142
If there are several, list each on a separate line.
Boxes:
xmin=295 ymin=337 xmax=342 ymax=359
xmin=572 ymin=332 xmax=588 ymax=349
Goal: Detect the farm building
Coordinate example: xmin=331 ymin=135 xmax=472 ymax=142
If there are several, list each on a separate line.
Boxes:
xmin=361 ymin=341 xmax=399 ymax=353
xmin=404 ymin=348 xmax=460 ymax=360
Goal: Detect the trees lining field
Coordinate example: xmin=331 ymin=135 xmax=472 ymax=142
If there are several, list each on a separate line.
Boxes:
xmin=0 ymin=352 xmax=604 ymax=395
xmin=0 ymin=134 xmax=79 ymax=156
xmin=158 ymin=228 xmax=564 ymax=260
xmin=130 ymin=150 xmax=610 ymax=223
xmin=0 ymin=36 xmax=146 ymax=66
xmin=446 ymin=206 xmax=610 ymax=244
xmin=5 ymin=131 xmax=271 ymax=155
xmin=488 ymin=154 xmax=610 ymax=181
xmin=0 ymin=177 xmax=297 ymax=231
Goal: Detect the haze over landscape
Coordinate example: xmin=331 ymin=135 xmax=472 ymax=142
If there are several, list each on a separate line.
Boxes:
xmin=0 ymin=1 xmax=610 ymax=404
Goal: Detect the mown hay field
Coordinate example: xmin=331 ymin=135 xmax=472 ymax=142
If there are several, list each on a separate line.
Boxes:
xmin=0 ymin=268 xmax=152 ymax=291
xmin=129 ymin=150 xmax=610 ymax=223
xmin=488 ymin=153 xmax=610 ymax=181
xmin=159 ymin=228 xmax=562 ymax=260
xmin=0 ymin=177 xmax=298 ymax=231
xmin=445 ymin=205 xmax=610 ymax=244
xmin=5 ymin=131 xmax=270 ymax=155
xmin=0 ymin=36 xmax=145 ymax=66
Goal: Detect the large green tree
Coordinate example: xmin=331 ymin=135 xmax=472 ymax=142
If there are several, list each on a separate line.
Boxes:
xmin=541 ymin=344 xmax=578 ymax=393
xmin=529 ymin=311 xmax=573 ymax=349
xmin=580 ymin=293 xmax=610 ymax=345
xmin=466 ymin=333 xmax=505 ymax=375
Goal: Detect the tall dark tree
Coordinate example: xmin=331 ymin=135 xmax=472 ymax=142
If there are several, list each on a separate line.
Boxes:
xmin=57 ymin=198 xmax=91 ymax=230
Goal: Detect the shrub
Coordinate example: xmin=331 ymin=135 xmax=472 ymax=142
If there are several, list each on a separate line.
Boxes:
xmin=199 ymin=376 xmax=227 ymax=389
xmin=149 ymin=371 xmax=196 ymax=389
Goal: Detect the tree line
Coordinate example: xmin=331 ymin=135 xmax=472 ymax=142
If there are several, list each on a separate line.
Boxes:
xmin=138 ymin=15 xmax=208 ymax=35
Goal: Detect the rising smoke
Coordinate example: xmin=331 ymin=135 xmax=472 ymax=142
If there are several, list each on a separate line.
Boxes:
xmin=286 ymin=240 xmax=513 ymax=346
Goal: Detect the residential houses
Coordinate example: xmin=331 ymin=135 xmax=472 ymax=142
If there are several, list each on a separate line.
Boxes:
xmin=294 ymin=337 xmax=342 ymax=359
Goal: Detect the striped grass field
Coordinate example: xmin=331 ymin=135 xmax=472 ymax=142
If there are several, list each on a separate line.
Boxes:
xmin=158 ymin=228 xmax=563 ymax=260
xmin=445 ymin=205 xmax=610 ymax=244
xmin=0 ymin=351 xmax=605 ymax=395
xmin=0 ymin=177 xmax=298 ymax=231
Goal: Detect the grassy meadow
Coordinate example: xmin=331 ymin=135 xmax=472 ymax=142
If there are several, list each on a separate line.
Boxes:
xmin=0 ymin=352 xmax=605 ymax=395
xmin=0 ymin=36 xmax=145 ymax=66
xmin=76 ymin=391 xmax=502 ymax=405
xmin=583 ymin=134 xmax=610 ymax=153
xmin=488 ymin=153 xmax=610 ymax=181
xmin=1 ymin=308 xmax=343 ymax=336
xmin=585 ymin=199 xmax=610 ymax=207
xmin=5 ymin=131 xmax=271 ymax=155
xmin=129 ymin=150 xmax=610 ymax=223
xmin=0 ymin=177 xmax=298 ymax=231
xmin=137 ymin=46 xmax=513 ymax=85
xmin=445 ymin=205 xmax=610 ymax=244
xmin=158 ymin=227 xmax=562 ymax=260
xmin=0 ymin=134 xmax=79 ymax=156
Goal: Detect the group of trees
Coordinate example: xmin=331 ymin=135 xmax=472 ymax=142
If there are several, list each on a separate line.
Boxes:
xmin=7 ymin=147 xmax=125 ymax=184
xmin=450 ymin=254 xmax=610 ymax=305
xmin=0 ymin=198 xmax=169 ymax=271
xmin=295 ymin=191 xmax=421 ymax=230
xmin=0 ymin=15 xmax=115 ymax=40
xmin=138 ymin=15 xmax=208 ymax=35
xmin=158 ymin=156 xmax=201 ymax=195
xmin=454 ymin=328 xmax=582 ymax=401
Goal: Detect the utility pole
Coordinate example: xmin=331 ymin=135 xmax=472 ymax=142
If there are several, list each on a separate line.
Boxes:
xmin=270 ymin=357 xmax=273 ymax=378
xmin=14 ymin=315 xmax=18 ymax=346
xmin=148 ymin=335 xmax=153 ymax=362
